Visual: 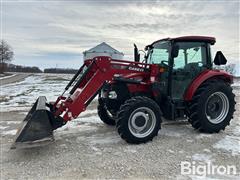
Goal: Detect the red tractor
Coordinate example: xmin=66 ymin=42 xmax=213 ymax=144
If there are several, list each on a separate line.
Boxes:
xmin=12 ymin=36 xmax=235 ymax=148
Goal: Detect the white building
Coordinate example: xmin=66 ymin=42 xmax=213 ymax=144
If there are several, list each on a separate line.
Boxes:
xmin=83 ymin=42 xmax=124 ymax=60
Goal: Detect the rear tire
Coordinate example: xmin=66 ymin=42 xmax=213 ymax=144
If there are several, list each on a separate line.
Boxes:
xmin=116 ymin=96 xmax=162 ymax=144
xmin=98 ymin=98 xmax=116 ymax=126
xmin=188 ymin=79 xmax=235 ymax=133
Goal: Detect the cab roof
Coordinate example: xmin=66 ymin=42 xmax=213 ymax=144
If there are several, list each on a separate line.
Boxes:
xmin=148 ymin=36 xmax=216 ymax=47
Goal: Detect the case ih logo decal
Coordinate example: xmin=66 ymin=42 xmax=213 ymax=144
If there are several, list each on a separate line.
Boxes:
xmin=128 ymin=66 xmax=145 ymax=72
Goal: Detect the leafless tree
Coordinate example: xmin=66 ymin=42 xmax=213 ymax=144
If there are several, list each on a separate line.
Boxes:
xmin=0 ymin=40 xmax=14 ymax=73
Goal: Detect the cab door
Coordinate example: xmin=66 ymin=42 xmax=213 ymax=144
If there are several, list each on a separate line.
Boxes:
xmin=147 ymin=41 xmax=171 ymax=97
xmin=171 ymin=42 xmax=209 ymax=99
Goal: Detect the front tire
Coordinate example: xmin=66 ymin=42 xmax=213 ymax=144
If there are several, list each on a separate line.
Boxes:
xmin=116 ymin=96 xmax=162 ymax=144
xmin=97 ymin=98 xmax=116 ymax=126
xmin=188 ymin=79 xmax=235 ymax=133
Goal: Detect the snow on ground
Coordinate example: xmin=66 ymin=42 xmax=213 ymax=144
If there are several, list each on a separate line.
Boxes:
xmin=0 ymin=73 xmax=99 ymax=112
xmin=5 ymin=121 xmax=21 ymax=125
xmin=213 ymin=117 xmax=240 ymax=156
xmin=0 ymin=74 xmax=16 ymax=80
xmin=213 ymin=135 xmax=240 ymax=156
xmin=0 ymin=74 xmax=72 ymax=112
xmin=80 ymin=109 xmax=97 ymax=116
xmin=1 ymin=129 xmax=18 ymax=136
xmin=0 ymin=125 xmax=9 ymax=130
xmin=195 ymin=133 xmax=213 ymax=139
xmin=55 ymin=115 xmax=102 ymax=133
xmin=232 ymin=82 xmax=240 ymax=88
xmin=192 ymin=153 xmax=213 ymax=162
xmin=232 ymin=77 xmax=240 ymax=87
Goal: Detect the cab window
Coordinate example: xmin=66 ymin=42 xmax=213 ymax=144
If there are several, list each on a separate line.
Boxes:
xmin=173 ymin=42 xmax=207 ymax=70
xmin=148 ymin=41 xmax=170 ymax=64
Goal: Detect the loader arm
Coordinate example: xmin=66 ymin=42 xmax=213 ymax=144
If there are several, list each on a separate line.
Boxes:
xmin=12 ymin=56 xmax=153 ymax=149
xmin=53 ymin=56 xmax=152 ymax=122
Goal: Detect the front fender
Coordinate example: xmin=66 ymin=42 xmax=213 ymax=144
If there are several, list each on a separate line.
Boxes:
xmin=184 ymin=69 xmax=233 ymax=101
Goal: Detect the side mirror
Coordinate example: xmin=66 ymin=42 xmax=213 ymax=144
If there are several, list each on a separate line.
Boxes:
xmin=134 ymin=43 xmax=140 ymax=62
xmin=214 ymin=51 xmax=227 ymax=65
xmin=171 ymin=44 xmax=179 ymax=58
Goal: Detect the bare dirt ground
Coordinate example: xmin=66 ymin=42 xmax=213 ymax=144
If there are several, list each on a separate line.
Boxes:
xmin=0 ymin=75 xmax=239 ymax=180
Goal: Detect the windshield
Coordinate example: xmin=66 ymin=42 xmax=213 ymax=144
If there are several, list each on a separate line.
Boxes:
xmin=147 ymin=41 xmax=170 ymax=64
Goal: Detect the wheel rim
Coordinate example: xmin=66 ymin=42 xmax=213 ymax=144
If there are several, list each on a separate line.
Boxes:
xmin=128 ymin=107 xmax=156 ymax=138
xmin=205 ymin=92 xmax=229 ymax=124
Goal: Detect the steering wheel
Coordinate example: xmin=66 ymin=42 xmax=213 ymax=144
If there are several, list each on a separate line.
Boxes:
xmin=160 ymin=60 xmax=169 ymax=67
xmin=195 ymin=61 xmax=203 ymax=66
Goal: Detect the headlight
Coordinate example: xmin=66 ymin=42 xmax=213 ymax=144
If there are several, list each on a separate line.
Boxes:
xmin=108 ymin=91 xmax=117 ymax=99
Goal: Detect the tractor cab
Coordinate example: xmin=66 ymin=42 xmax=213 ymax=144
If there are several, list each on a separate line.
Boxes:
xmin=146 ymin=37 xmax=214 ymax=97
xmin=144 ymin=36 xmax=227 ymax=119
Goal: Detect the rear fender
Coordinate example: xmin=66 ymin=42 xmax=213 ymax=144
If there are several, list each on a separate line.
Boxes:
xmin=184 ymin=69 xmax=233 ymax=101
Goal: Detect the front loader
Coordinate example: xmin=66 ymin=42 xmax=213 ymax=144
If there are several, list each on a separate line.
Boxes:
xmin=12 ymin=36 xmax=235 ymax=148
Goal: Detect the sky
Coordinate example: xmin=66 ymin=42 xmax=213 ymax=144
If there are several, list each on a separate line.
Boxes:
xmin=1 ymin=0 xmax=239 ymax=69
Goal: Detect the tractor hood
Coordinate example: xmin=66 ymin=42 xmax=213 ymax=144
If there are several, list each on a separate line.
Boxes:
xmin=121 ymin=72 xmax=149 ymax=79
xmin=113 ymin=72 xmax=149 ymax=85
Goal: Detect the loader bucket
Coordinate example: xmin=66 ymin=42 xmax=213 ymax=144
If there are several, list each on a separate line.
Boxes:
xmin=11 ymin=96 xmax=65 ymax=149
